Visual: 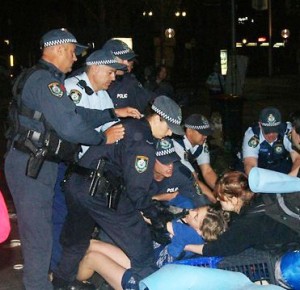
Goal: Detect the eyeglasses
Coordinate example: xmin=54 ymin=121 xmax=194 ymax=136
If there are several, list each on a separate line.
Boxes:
xmin=77 ymin=80 xmax=94 ymax=95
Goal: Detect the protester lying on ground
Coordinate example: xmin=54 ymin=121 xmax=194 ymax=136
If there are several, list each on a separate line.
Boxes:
xmin=184 ymin=171 xmax=300 ymax=257
xmin=75 ymin=206 xmax=228 ymax=290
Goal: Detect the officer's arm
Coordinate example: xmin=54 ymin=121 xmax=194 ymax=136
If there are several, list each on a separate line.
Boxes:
xmin=31 ymin=74 xmax=105 ymax=145
xmin=199 ymin=163 xmax=217 ymax=189
xmin=243 ymin=157 xmax=258 ymax=176
xmin=152 ymin=191 xmax=179 ymax=202
xmin=194 ymin=176 xmax=217 ymax=204
xmin=76 ymin=106 xmax=118 ymax=128
xmin=114 ymin=107 xmax=142 ymax=119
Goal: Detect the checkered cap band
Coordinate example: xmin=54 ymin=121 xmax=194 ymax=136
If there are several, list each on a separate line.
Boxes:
xmin=261 ymin=121 xmax=281 ymax=127
xmin=43 ymin=38 xmax=77 ymax=47
xmin=113 ymin=48 xmax=131 ymax=56
xmin=185 ymin=124 xmax=210 ymax=130
xmin=156 ymin=147 xmax=176 ymax=157
xmin=151 ymin=105 xmax=182 ymax=125
xmin=86 ymin=59 xmax=119 ymax=66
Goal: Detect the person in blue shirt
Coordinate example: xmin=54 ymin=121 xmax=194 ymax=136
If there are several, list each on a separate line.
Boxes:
xmin=73 ymin=206 xmax=228 ymax=290
xmin=4 ymin=29 xmax=124 ymax=290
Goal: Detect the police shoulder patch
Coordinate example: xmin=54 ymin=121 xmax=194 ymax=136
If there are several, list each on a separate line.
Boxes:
xmin=203 ymin=143 xmax=209 ymax=153
xmin=69 ymin=89 xmax=82 ymax=104
xmin=135 ymin=155 xmax=149 ymax=173
xmin=287 ymin=131 xmax=292 ymax=142
xmin=248 ymin=135 xmax=259 ymax=148
xmin=48 ymin=82 xmax=64 ymax=98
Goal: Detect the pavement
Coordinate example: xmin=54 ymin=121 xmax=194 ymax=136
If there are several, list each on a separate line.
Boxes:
xmin=0 ymin=74 xmax=299 ymax=290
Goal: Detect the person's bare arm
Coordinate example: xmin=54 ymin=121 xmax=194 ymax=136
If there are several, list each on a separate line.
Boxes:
xmin=152 ymin=191 xmax=179 ymax=202
xmin=199 ymin=163 xmax=217 ymax=189
xmin=193 ymin=172 xmax=217 ymax=203
xmin=184 ymin=244 xmax=204 ymax=255
xmin=243 ymin=157 xmax=258 ymax=176
xmin=105 ymin=124 xmax=125 ymax=144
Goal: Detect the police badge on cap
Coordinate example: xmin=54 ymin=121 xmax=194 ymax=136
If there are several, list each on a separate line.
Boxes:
xmin=156 ymin=138 xmax=180 ymax=164
xmin=259 ymin=107 xmax=282 ymax=134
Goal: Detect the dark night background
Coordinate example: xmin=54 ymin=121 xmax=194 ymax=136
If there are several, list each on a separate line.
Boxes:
xmin=0 ymin=0 xmax=300 ymax=81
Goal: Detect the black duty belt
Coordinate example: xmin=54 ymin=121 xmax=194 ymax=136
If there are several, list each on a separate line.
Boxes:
xmin=67 ymin=163 xmax=95 ymax=178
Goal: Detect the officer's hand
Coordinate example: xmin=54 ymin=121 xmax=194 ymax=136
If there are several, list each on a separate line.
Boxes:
xmin=115 ymin=107 xmax=143 ymax=119
xmin=105 ymin=124 xmax=125 ymax=144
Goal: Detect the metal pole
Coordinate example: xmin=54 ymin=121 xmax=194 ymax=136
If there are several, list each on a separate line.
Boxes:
xmin=268 ymin=0 xmax=272 ymax=77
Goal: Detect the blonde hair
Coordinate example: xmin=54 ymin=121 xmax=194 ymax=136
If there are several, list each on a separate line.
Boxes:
xmin=200 ymin=207 xmax=229 ymax=241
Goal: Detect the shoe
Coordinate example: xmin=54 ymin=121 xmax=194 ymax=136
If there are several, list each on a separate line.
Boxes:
xmin=67 ymin=280 xmax=96 ymax=290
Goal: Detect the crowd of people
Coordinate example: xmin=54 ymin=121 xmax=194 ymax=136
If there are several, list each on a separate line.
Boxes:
xmin=2 ymin=27 xmax=300 ymax=290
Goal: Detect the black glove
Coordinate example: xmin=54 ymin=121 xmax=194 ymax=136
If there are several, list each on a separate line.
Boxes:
xmin=143 ymin=201 xmax=189 ymax=245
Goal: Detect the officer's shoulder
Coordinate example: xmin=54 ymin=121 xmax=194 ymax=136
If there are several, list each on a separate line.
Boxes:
xmin=177 ymin=162 xmax=192 ymax=178
xmin=24 ymin=68 xmax=55 ymax=88
xmin=245 ymin=126 xmax=256 ymax=136
xmin=122 ymin=118 xmax=151 ymax=140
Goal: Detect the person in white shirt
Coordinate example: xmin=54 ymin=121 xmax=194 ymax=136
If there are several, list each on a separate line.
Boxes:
xmin=173 ymin=114 xmax=217 ymax=203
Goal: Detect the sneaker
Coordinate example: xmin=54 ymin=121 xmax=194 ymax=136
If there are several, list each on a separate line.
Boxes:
xmin=67 ymin=280 xmax=96 ymax=290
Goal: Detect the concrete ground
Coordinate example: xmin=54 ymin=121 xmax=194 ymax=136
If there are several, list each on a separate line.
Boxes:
xmin=0 ymin=74 xmax=299 ymax=290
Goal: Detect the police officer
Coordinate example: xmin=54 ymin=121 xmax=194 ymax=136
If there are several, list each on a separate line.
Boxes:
xmin=173 ymin=114 xmax=217 ymax=203
xmin=103 ymin=39 xmax=156 ymax=114
xmin=4 ymin=28 xmax=124 ymax=290
xmin=52 ymin=95 xmax=184 ymax=290
xmin=150 ymin=137 xmax=210 ymax=209
xmin=51 ymin=49 xmax=139 ymax=273
xmin=239 ymin=107 xmax=300 ymax=175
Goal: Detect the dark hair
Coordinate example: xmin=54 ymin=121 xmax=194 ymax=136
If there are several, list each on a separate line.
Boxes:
xmin=290 ymin=111 xmax=300 ymax=134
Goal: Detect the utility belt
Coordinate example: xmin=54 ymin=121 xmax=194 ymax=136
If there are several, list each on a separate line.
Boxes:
xmin=13 ymin=129 xmax=80 ymax=179
xmin=66 ymin=159 xmax=123 ymax=210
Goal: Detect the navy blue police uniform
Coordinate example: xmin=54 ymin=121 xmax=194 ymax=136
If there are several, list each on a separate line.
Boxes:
xmin=103 ymin=38 xmax=156 ymax=114
xmin=150 ymin=162 xmax=210 ymax=209
xmin=4 ymin=29 xmax=115 ymax=290
xmin=252 ymin=124 xmax=292 ymax=173
xmin=108 ymin=73 xmax=156 ymax=113
xmin=54 ymin=118 xmax=160 ymax=288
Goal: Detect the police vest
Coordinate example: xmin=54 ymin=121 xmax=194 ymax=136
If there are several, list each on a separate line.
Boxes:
xmin=174 ymin=137 xmax=203 ymax=164
xmin=6 ymin=63 xmax=79 ymax=162
xmin=251 ymin=125 xmax=290 ymax=171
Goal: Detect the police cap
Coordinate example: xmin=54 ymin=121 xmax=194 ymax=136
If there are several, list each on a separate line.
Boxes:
xmin=40 ymin=28 xmax=88 ymax=55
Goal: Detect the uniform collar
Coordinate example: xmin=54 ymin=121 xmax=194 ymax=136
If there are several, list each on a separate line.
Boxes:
xmin=38 ymin=59 xmax=65 ymax=80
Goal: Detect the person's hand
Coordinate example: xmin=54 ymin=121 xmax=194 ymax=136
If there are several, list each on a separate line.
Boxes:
xmin=115 ymin=107 xmax=143 ymax=119
xmin=105 ymin=124 xmax=125 ymax=144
